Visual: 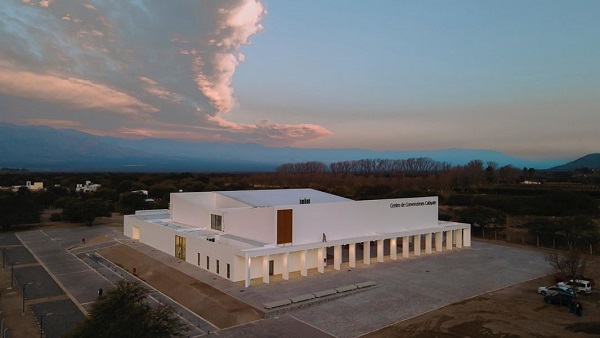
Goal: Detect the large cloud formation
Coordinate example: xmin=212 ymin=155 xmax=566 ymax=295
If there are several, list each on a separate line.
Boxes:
xmin=0 ymin=0 xmax=331 ymax=144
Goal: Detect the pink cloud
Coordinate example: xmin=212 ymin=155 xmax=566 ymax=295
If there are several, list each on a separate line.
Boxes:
xmin=0 ymin=62 xmax=158 ymax=115
xmin=207 ymin=115 xmax=332 ymax=146
xmin=22 ymin=118 xmax=83 ymax=128
xmin=191 ymin=0 xmax=266 ymax=115
xmin=138 ymin=76 xmax=182 ymax=103
xmin=193 ymin=54 xmax=238 ymax=113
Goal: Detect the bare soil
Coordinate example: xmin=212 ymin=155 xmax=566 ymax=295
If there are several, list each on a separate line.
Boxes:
xmin=97 ymin=244 xmax=261 ymax=329
xmin=364 ymin=248 xmax=600 ymax=338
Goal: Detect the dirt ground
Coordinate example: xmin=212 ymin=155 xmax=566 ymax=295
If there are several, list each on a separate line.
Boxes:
xmin=0 ymin=265 xmax=41 ymax=338
xmin=364 ymin=247 xmax=600 ymax=338
xmin=97 ymin=244 xmax=261 ymax=329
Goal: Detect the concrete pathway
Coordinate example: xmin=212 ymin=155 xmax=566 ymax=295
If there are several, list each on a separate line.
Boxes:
xmin=115 ymin=234 xmax=551 ymax=337
xmin=16 ymin=229 xmax=209 ymax=337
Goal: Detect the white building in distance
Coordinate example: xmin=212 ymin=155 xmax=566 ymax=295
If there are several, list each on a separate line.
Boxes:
xmin=76 ymin=181 xmax=101 ymax=193
xmin=124 ymin=189 xmax=471 ymax=287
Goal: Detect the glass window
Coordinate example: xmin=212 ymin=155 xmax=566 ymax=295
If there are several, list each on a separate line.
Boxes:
xmin=175 ymin=235 xmax=186 ymax=260
xmin=211 ymin=214 xmax=223 ymax=231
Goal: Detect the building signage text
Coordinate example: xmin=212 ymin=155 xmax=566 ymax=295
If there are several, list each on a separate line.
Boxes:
xmin=390 ymin=200 xmax=436 ymax=208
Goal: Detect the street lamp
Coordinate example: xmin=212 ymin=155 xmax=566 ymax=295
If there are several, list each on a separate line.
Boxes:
xmin=22 ymin=282 xmax=33 ymax=316
xmin=11 ymin=261 xmax=20 ymax=288
xmin=40 ymin=313 xmax=53 ymax=338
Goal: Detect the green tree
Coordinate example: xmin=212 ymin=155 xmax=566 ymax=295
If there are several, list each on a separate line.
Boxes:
xmin=459 ymin=206 xmax=507 ymax=237
xmin=66 ymin=281 xmax=186 ymax=338
xmin=545 ymin=217 xmax=599 ymax=298
xmin=63 ymin=198 xmax=111 ymax=226
xmin=0 ymin=190 xmax=41 ymax=229
xmin=117 ymin=192 xmax=150 ymax=214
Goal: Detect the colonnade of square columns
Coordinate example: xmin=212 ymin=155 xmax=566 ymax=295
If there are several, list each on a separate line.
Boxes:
xmin=245 ymin=227 xmax=471 ymax=287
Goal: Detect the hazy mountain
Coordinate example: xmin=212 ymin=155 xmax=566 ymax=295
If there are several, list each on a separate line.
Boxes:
xmin=551 ymin=153 xmax=600 ymax=171
xmin=0 ymin=123 xmax=570 ymax=172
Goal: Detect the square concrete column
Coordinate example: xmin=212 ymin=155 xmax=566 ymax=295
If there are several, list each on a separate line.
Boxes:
xmin=463 ymin=228 xmax=472 ymax=247
xmin=390 ymin=238 xmax=397 ymax=260
xmin=300 ymin=250 xmax=307 ymax=276
xmin=425 ymin=233 xmax=432 ymax=254
xmin=282 ymin=252 xmax=289 ymax=280
xmin=455 ymin=229 xmax=463 ymax=248
xmin=446 ymin=230 xmax=453 ymax=250
xmin=349 ymin=243 xmax=356 ymax=268
xmin=262 ymin=255 xmax=270 ymax=284
xmin=334 ymin=245 xmax=341 ymax=270
xmin=413 ymin=234 xmax=421 ymax=256
xmin=377 ymin=239 xmax=384 ymax=263
xmin=435 ymin=232 xmax=443 ymax=252
xmin=245 ymin=256 xmax=251 ymax=287
xmin=402 ymin=237 xmax=409 ymax=258
xmin=317 ymin=247 xmax=325 ymax=273
xmin=363 ymin=241 xmax=370 ymax=265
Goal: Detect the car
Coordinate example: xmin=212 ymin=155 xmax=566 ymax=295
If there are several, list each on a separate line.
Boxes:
xmin=555 ymin=273 xmax=595 ymax=287
xmin=537 ymin=285 xmax=573 ymax=296
xmin=558 ymin=280 xmax=592 ymax=294
xmin=543 ymin=292 xmax=574 ymax=306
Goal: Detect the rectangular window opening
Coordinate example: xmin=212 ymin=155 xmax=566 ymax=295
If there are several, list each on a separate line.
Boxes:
xmin=211 ymin=214 xmax=223 ymax=231
xmin=175 ymin=235 xmax=186 ymax=260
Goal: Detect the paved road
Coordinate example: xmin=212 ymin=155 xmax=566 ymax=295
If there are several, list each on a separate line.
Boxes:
xmin=1 ymin=232 xmax=86 ymax=338
xmin=15 ymin=229 xmax=210 ymax=337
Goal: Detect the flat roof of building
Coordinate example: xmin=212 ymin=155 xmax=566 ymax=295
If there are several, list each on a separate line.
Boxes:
xmin=217 ymin=188 xmax=351 ymax=207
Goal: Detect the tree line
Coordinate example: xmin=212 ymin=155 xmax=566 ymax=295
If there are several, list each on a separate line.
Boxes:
xmin=277 ymin=158 xmax=452 ymax=176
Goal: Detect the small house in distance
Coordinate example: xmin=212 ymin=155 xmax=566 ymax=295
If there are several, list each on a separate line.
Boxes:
xmin=76 ymin=181 xmax=101 ymax=193
xmin=124 ymin=189 xmax=471 ymax=287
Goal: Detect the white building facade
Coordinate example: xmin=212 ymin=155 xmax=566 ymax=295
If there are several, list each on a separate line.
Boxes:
xmin=124 ymin=189 xmax=471 ymax=287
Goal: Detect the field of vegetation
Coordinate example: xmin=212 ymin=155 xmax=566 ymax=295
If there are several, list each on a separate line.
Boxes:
xmin=1 ymin=158 xmax=599 ymax=254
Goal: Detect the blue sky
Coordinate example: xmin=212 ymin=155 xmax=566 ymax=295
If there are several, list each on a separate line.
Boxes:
xmin=0 ymin=0 xmax=598 ymax=159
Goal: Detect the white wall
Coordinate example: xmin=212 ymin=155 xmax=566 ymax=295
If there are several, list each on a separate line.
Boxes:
xmin=171 ymin=193 xmax=213 ymax=228
xmin=125 ymin=217 xmax=177 ymax=256
xmin=215 ymin=194 xmax=249 ymax=208
xmin=223 ymin=206 xmax=275 ymax=244
xmin=290 ymin=196 xmax=438 ymax=245
xmin=186 ymin=235 xmax=237 ymax=280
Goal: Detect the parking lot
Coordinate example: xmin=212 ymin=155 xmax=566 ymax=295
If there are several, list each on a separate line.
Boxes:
xmin=0 ymin=223 xmax=578 ymax=337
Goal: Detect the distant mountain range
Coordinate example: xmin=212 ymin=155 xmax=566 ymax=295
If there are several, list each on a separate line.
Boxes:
xmin=551 ymin=153 xmax=600 ymax=171
xmin=0 ymin=122 xmax=583 ymax=172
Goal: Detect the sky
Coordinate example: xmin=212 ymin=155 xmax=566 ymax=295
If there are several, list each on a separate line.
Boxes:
xmin=0 ymin=0 xmax=598 ymax=160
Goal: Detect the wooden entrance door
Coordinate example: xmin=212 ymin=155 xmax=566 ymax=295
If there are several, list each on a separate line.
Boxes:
xmin=277 ymin=209 xmax=293 ymax=244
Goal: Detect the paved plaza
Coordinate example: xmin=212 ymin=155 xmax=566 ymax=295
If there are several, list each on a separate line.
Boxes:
xmin=2 ymin=224 xmax=552 ymax=337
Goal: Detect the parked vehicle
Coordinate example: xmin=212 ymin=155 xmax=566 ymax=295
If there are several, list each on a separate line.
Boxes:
xmin=558 ymin=280 xmax=592 ymax=294
xmin=543 ymin=292 xmax=574 ymax=306
xmin=537 ymin=285 xmax=573 ymax=296
xmin=555 ymin=273 xmax=595 ymax=286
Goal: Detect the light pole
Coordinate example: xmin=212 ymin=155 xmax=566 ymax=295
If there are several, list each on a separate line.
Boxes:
xmin=40 ymin=313 xmax=53 ymax=338
xmin=11 ymin=261 xmax=20 ymax=288
xmin=22 ymin=282 xmax=33 ymax=316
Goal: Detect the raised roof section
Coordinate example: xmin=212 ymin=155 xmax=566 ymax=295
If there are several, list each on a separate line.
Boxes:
xmin=216 ymin=188 xmax=351 ymax=207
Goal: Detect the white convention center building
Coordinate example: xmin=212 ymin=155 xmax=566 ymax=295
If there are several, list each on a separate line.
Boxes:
xmin=124 ymin=189 xmax=471 ymax=287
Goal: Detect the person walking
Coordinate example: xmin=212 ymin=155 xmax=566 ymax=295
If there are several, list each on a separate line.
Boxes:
xmin=576 ymin=302 xmax=583 ymax=317
xmin=569 ymin=299 xmax=575 ymax=314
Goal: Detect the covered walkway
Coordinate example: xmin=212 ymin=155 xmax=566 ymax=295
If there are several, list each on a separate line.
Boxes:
xmin=243 ymin=223 xmax=470 ymax=287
